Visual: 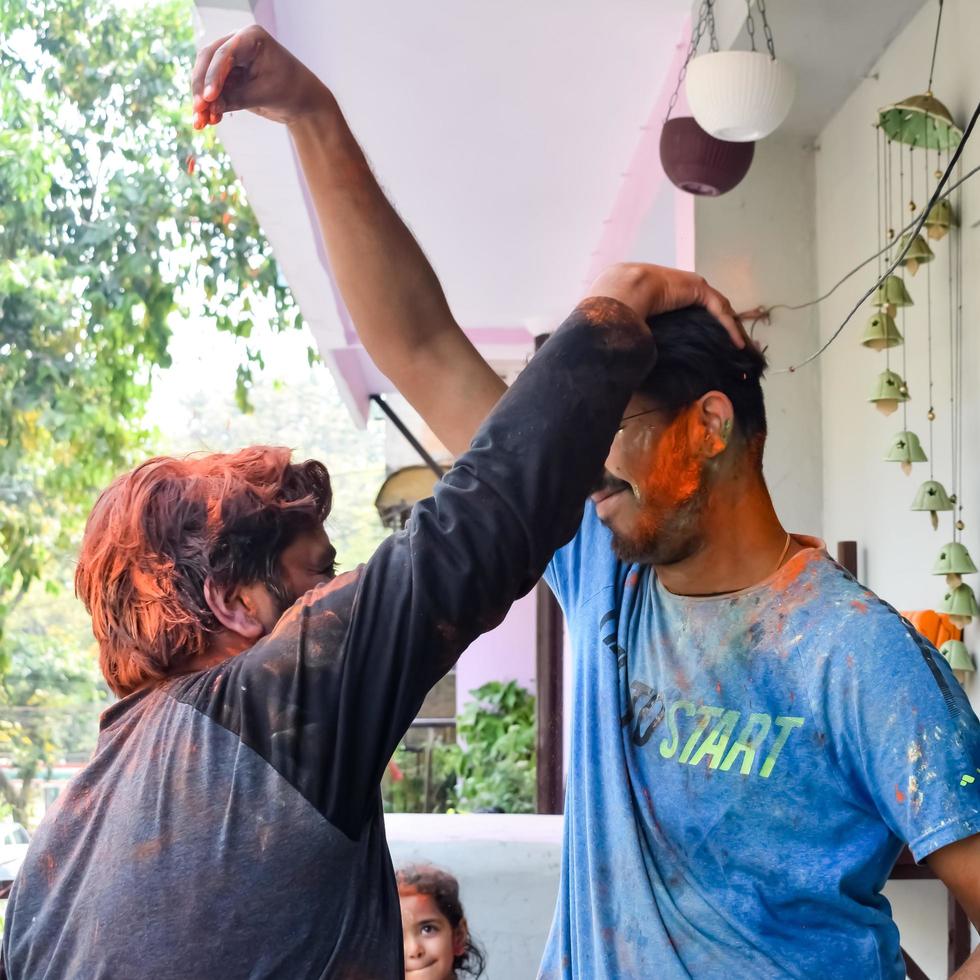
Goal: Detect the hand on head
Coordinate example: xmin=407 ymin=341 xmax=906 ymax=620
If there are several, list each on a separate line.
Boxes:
xmin=585 ymin=262 xmax=749 ymax=350
xmin=191 ymin=25 xmax=331 ymax=130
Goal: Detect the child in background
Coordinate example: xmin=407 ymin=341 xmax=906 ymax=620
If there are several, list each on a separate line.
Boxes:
xmin=397 ymin=864 xmax=486 ymax=980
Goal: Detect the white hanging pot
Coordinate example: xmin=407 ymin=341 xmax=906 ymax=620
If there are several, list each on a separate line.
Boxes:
xmin=685 ymin=50 xmax=796 ymax=142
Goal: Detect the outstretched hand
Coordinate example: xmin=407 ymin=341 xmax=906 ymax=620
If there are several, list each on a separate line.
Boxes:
xmin=586 ymin=263 xmax=748 ymax=349
xmin=191 ymin=25 xmax=331 ymax=130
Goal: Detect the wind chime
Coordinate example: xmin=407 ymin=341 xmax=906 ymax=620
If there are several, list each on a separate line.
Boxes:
xmin=862 ymin=0 xmax=974 ymax=680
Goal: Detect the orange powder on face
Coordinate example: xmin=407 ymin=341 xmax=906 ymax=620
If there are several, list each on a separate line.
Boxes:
xmin=636 ymin=404 xmax=714 ymax=526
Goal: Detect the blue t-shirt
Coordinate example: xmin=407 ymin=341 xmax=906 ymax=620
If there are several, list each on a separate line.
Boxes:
xmin=540 ymin=505 xmax=980 ymax=979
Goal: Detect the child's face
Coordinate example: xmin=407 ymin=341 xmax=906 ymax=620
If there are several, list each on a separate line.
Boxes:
xmin=399 ymin=890 xmax=466 ymax=980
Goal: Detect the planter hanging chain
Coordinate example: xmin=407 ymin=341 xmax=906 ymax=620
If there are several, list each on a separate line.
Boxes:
xmin=665 ymin=0 xmax=717 ymax=123
xmin=745 ymin=0 xmax=777 ymax=59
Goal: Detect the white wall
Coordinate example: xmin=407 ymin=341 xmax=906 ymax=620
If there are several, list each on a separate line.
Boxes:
xmin=815 ymin=0 xmax=979 ymax=697
xmin=815 ymin=1 xmax=980 ymax=972
xmin=693 ymin=133 xmax=824 ymax=536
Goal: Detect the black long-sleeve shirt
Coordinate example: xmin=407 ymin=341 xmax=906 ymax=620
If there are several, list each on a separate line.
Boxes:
xmin=2 ymin=299 xmax=656 ymax=979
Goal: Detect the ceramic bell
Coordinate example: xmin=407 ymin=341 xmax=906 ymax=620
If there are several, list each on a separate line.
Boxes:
xmin=871 ymin=275 xmax=913 ymax=318
xmin=911 ymin=480 xmax=954 ymax=529
xmin=938 ymin=582 xmax=979 ymax=628
xmin=878 ymin=93 xmax=963 ymax=151
xmin=925 ymin=199 xmax=955 ymax=241
xmin=897 ymin=233 xmax=934 ymax=277
xmin=940 ymin=639 xmax=975 ymax=684
xmin=868 ymin=369 xmax=909 ymax=414
xmin=932 ymin=541 xmax=976 ymax=589
xmin=861 ymin=313 xmax=904 ymax=352
xmin=885 ymin=430 xmax=927 ymax=476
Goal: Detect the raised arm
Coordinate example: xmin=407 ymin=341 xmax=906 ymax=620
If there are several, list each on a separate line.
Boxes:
xmin=191 ymin=26 xmax=745 ymax=455
xmin=192 ymin=27 xmax=502 ymax=454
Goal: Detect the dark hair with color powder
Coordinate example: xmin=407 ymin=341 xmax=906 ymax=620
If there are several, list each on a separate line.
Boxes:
xmin=396 ymin=864 xmax=486 ymax=978
xmin=641 ymin=305 xmax=769 ymax=457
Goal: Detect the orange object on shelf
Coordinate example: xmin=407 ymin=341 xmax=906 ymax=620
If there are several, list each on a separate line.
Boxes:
xmin=902 ymin=609 xmax=963 ymax=649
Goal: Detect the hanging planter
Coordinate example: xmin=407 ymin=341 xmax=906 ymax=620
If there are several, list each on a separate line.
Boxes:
xmin=685 ymin=50 xmax=796 ymax=142
xmin=659 ymin=117 xmax=755 ymax=196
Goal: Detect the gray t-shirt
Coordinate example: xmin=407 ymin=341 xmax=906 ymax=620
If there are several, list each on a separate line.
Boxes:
xmin=2 ymin=300 xmax=657 ymax=979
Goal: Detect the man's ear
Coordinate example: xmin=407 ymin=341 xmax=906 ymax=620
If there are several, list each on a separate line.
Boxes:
xmin=697 ymin=391 xmax=735 ymax=459
xmin=203 ymin=577 xmax=267 ymax=641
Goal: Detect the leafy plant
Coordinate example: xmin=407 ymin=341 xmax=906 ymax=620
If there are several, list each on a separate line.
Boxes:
xmin=445 ymin=680 xmax=536 ymax=814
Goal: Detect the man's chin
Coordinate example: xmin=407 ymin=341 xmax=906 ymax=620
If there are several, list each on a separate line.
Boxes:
xmin=610 ymin=523 xmax=699 ymax=567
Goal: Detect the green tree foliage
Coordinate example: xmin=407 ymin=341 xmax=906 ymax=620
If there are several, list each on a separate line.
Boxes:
xmin=0 ymin=587 xmax=110 ymax=827
xmin=0 ymin=0 xmax=300 ymax=643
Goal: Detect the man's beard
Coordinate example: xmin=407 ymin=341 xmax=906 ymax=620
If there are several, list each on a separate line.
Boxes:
xmin=608 ymin=486 xmax=706 ymax=566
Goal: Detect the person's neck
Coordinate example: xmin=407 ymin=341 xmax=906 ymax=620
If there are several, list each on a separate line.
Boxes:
xmin=180 ymin=631 xmax=250 ymax=676
xmin=655 ymin=471 xmax=799 ymax=597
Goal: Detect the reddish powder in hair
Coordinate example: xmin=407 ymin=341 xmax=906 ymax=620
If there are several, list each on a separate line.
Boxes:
xmin=75 ymin=447 xmax=330 ymax=696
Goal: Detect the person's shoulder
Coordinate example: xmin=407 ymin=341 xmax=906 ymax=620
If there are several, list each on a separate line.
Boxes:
xmin=774 ymin=545 xmax=927 ymax=660
xmin=547 ymin=502 xmax=621 ymax=598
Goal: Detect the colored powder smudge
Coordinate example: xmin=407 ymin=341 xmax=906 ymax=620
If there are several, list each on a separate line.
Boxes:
xmin=894 ymin=784 xmax=906 ymax=804
xmin=632 ymin=404 xmax=712 ymax=537
xmin=851 ymin=600 xmax=868 ymax=613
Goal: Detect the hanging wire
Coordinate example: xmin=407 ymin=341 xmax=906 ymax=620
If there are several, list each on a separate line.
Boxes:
xmin=771 ymin=96 xmax=980 ymax=374
xmin=928 ymin=0 xmax=945 ymax=93
xmin=761 ymin=162 xmax=980 ymax=316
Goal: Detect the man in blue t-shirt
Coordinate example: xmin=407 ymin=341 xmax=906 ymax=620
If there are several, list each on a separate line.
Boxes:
xmin=205 ymin=27 xmax=980 ymax=978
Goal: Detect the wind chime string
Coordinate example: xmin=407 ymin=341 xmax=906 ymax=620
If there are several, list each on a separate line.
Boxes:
xmin=923 ymin=145 xmax=935 ymax=479
xmin=946 ymin=144 xmax=958 ymax=541
xmin=876 ymin=126 xmax=890 ymax=373
xmin=955 ymin=157 xmax=965 ymax=536
xmin=928 ymin=0 xmax=945 ymax=94
xmin=770 ymin=95 xmax=980 ymax=375
xmin=899 ymin=142 xmax=909 ymax=433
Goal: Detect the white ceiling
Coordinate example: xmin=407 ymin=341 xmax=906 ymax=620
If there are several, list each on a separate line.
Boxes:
xmin=194 ymin=0 xmax=928 ymax=421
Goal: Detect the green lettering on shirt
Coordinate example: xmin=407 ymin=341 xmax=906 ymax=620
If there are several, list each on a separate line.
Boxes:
xmin=659 ymin=700 xmax=695 ymax=759
xmin=719 ymin=713 xmax=773 ymax=776
xmin=678 ymin=706 xmax=724 ymax=764
xmin=759 ymin=716 xmax=805 ymax=778
xmin=688 ymin=709 xmax=741 ymax=770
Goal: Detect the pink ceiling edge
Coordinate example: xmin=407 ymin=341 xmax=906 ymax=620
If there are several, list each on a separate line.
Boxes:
xmin=581 ymin=24 xmax=691 ymax=288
